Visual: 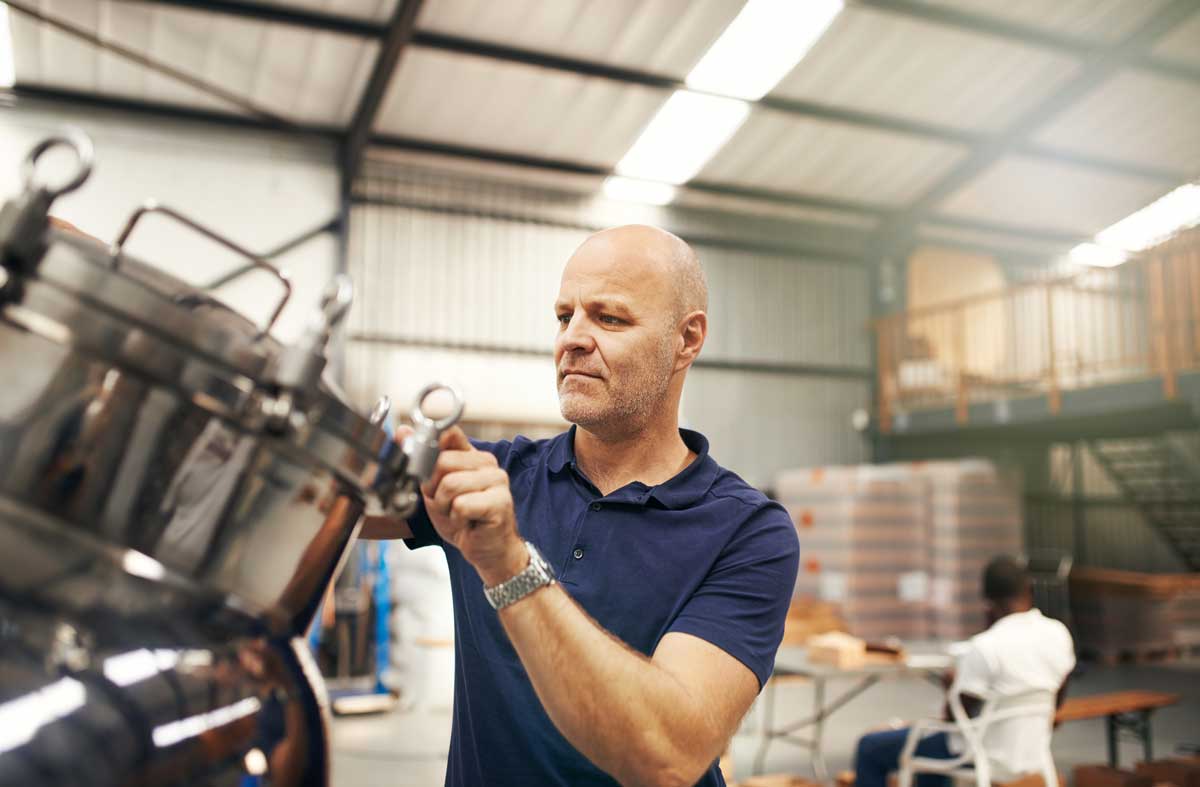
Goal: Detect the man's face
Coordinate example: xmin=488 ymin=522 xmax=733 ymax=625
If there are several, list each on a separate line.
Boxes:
xmin=553 ymin=236 xmax=679 ymax=433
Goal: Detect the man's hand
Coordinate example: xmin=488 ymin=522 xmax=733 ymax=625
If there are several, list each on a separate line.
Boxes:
xmin=421 ymin=427 xmax=527 ymax=586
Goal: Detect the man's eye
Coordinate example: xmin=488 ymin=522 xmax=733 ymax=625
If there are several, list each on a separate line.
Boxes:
xmin=599 ymin=315 xmax=623 ymax=325
xmin=556 ymin=314 xmax=571 ymax=325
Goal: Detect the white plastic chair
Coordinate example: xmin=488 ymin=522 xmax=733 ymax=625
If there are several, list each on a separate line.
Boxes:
xmin=896 ymin=680 xmax=1058 ymax=787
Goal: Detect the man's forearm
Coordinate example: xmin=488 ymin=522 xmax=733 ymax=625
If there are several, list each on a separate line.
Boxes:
xmin=497 ymin=584 xmax=719 ymax=787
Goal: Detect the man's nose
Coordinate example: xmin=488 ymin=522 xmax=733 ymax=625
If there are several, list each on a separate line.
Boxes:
xmin=557 ymin=314 xmax=595 ymax=354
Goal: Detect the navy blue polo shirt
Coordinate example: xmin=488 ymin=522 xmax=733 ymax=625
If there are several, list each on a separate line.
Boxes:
xmin=405 ymin=426 xmax=799 ymax=787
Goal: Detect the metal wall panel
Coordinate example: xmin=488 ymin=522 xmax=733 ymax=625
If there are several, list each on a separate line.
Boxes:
xmin=701 ymin=246 xmax=870 ymax=368
xmin=1029 ymin=442 xmax=1191 ymax=572
xmin=683 ymin=370 xmax=869 ymax=487
xmin=1025 ymin=498 xmax=1187 ymax=573
xmin=350 ymin=163 xmax=872 ymax=368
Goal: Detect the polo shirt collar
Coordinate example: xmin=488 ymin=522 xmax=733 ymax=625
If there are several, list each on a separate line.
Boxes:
xmin=547 ymin=425 xmax=720 ymax=509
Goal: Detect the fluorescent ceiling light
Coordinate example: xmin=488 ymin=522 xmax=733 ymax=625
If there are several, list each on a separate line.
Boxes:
xmin=1071 ymin=183 xmax=1200 ymax=267
xmin=0 ymin=3 xmax=15 ymax=89
xmin=687 ymin=0 xmax=843 ymax=100
xmin=616 ymin=90 xmax=749 ymax=185
xmin=603 ymin=176 xmax=676 ymax=206
xmin=1094 ymin=183 xmax=1200 ymax=253
xmin=1069 ymin=242 xmax=1127 ymax=268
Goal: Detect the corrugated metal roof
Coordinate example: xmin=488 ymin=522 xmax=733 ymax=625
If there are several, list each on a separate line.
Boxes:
xmin=914 ymin=0 xmax=1171 ymax=43
xmin=1033 ymin=70 xmax=1200 ymax=174
xmin=1151 ymin=11 xmax=1200 ymax=67
xmin=415 ymin=0 xmax=742 ymax=79
xmin=373 ymin=48 xmax=667 ymax=166
xmin=935 ymin=155 xmax=1174 ymax=236
xmin=256 ymin=0 xmax=397 ymax=23
xmin=5 ymin=0 xmax=1196 ymax=249
xmin=770 ymin=5 xmax=1082 ymax=134
xmin=700 ymin=107 xmax=967 ymax=206
xmin=9 ymin=1 xmax=376 ymax=124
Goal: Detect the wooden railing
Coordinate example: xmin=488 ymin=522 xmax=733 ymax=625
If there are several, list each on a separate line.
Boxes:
xmin=876 ymin=228 xmax=1200 ymax=432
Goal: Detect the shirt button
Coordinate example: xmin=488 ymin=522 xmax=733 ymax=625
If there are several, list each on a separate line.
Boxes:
xmin=590 ymin=503 xmax=602 ymax=511
xmin=573 ymin=548 xmax=584 ymax=560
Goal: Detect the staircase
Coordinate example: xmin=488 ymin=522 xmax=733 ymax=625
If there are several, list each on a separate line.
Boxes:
xmin=1088 ymin=435 xmax=1200 ymax=571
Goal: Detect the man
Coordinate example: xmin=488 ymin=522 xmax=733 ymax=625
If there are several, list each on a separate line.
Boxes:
xmin=364 ymin=225 xmax=800 ymax=787
xmin=854 ymin=556 xmax=1075 ymax=787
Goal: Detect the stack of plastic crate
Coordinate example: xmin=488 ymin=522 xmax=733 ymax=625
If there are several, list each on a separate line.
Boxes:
xmin=918 ymin=460 xmax=1023 ymax=640
xmin=775 ymin=464 xmax=930 ymax=641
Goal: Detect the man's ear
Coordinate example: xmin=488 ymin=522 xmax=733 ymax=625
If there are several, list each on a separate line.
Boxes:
xmin=675 ymin=311 xmax=707 ymax=371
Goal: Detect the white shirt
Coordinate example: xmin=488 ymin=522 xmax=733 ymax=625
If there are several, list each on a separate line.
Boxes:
xmin=953 ymin=608 xmax=1076 ymax=778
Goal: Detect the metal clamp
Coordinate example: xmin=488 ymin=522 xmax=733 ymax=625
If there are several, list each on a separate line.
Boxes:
xmin=21 ymin=130 xmax=94 ymax=200
xmin=109 ymin=201 xmax=293 ymax=337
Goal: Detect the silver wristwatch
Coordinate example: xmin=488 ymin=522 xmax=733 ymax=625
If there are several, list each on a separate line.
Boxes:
xmin=483 ymin=541 xmax=556 ymax=610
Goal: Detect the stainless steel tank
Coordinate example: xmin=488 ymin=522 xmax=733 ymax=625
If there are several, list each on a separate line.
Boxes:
xmin=0 ymin=132 xmax=457 ymax=786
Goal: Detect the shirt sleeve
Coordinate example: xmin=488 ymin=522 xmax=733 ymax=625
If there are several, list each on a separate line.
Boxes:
xmin=665 ymin=502 xmax=800 ymax=690
xmin=955 ymin=640 xmax=993 ymax=698
xmin=402 ymin=492 xmax=442 ymax=550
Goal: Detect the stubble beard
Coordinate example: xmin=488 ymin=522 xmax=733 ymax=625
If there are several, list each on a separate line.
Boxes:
xmin=558 ymin=336 xmax=676 ymax=436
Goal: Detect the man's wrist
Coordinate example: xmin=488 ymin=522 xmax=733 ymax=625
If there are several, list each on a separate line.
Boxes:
xmin=476 ymin=537 xmax=531 ymax=587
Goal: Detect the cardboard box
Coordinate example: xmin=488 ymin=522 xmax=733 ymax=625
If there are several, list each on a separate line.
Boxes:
xmin=807 ymin=631 xmax=867 ymax=669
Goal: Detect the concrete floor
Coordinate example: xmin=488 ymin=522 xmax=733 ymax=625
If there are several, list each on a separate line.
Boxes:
xmin=330 ymin=658 xmax=1200 ymax=787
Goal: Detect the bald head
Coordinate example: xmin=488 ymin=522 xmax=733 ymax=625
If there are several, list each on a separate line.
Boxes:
xmin=576 ymin=225 xmax=707 ymax=322
xmin=555 ymin=224 xmax=709 ymax=433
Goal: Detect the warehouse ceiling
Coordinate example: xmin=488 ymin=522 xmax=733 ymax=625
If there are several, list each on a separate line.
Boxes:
xmin=3 ymin=0 xmax=1199 ymax=264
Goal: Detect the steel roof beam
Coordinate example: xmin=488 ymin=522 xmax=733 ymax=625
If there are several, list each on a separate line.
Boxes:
xmin=131 ymin=0 xmax=387 ymax=37
xmin=340 ymin=0 xmax=425 ymax=194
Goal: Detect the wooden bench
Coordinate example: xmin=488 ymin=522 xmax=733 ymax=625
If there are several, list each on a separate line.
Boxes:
xmin=1056 ymin=691 xmax=1181 ymax=768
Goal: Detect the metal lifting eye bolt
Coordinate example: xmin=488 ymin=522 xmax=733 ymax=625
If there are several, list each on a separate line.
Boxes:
xmin=404 ymin=383 xmax=465 ymax=482
xmin=22 ymin=130 xmax=94 ymax=199
xmin=411 ymin=382 xmax=465 ymax=433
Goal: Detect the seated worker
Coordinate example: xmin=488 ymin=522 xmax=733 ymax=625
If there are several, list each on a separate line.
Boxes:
xmin=854 ymin=556 xmax=1075 ymax=787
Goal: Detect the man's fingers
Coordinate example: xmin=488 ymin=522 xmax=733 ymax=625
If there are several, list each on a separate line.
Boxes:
xmin=431 ymin=467 xmax=508 ymax=513
xmin=422 ymin=445 xmax=498 ymax=497
xmin=438 ymin=426 xmax=473 ymax=452
xmin=449 ymin=486 xmax=511 ymax=526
